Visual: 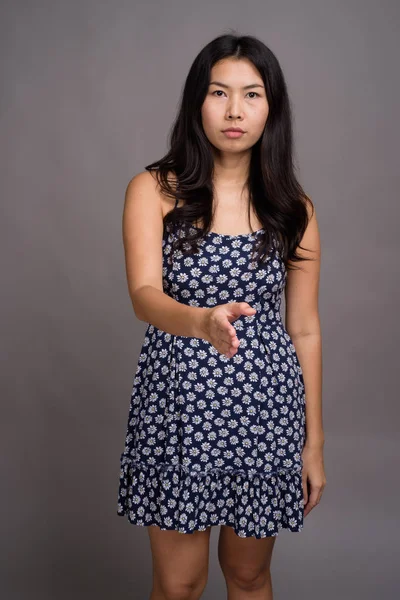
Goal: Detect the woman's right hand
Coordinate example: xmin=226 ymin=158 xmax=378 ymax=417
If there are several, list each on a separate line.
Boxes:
xmin=200 ymin=302 xmax=257 ymax=358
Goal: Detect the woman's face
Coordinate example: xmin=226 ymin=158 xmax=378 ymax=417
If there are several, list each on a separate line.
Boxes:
xmin=201 ymin=57 xmax=269 ymax=154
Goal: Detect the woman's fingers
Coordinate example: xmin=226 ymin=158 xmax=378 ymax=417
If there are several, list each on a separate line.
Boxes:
xmin=221 ymin=330 xmax=240 ymax=357
xmin=222 ymin=325 xmax=238 ymax=349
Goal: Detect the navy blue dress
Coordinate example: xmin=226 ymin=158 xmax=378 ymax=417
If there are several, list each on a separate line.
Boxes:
xmin=117 ymin=202 xmax=306 ymax=538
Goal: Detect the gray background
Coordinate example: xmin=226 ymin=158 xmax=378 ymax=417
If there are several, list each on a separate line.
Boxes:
xmin=1 ymin=0 xmax=399 ymax=598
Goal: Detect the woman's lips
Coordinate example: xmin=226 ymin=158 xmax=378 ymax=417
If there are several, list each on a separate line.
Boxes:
xmin=222 ymin=131 xmax=245 ymax=138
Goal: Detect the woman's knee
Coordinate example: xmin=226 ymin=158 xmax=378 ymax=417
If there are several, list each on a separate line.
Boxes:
xmin=221 ymin=565 xmax=271 ymax=592
xmin=155 ymin=572 xmax=208 ymax=600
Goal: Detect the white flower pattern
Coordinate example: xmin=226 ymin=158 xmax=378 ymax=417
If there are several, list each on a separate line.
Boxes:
xmin=117 ymin=219 xmax=306 ymax=538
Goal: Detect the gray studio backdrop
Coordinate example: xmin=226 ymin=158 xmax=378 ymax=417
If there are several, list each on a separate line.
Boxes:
xmin=1 ymin=1 xmax=399 ymax=599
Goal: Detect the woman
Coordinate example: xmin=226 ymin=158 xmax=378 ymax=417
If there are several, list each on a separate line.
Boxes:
xmin=118 ymin=33 xmax=326 ymax=600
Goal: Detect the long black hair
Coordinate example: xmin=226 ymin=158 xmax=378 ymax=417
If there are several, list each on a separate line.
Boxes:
xmin=145 ymin=32 xmax=314 ymax=270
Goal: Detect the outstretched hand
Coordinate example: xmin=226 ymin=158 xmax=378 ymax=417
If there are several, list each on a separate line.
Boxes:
xmin=201 ymin=302 xmax=257 ymax=358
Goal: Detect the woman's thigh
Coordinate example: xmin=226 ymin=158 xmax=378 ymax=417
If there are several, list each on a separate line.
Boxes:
xmin=147 ymin=525 xmax=212 ymax=598
xmin=217 ymin=524 xmax=277 ymax=583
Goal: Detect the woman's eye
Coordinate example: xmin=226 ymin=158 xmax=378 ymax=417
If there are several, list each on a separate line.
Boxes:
xmin=212 ymin=90 xmax=259 ymax=98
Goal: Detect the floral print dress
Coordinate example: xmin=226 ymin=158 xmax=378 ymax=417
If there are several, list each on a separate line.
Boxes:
xmin=117 ymin=210 xmax=306 ymax=539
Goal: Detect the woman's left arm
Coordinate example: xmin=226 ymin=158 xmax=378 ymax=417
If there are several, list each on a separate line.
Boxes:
xmin=284 ymin=199 xmax=327 ymax=516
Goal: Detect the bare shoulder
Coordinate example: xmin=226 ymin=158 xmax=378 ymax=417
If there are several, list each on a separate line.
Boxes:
xmin=125 ymin=170 xmax=159 ymax=202
xmin=125 ymin=169 xmax=178 ymax=219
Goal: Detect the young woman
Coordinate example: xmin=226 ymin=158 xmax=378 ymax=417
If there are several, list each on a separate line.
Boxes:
xmin=117 ymin=33 xmax=326 ymax=600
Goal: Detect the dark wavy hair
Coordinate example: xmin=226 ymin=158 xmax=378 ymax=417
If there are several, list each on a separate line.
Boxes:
xmin=145 ymin=32 xmax=314 ymax=270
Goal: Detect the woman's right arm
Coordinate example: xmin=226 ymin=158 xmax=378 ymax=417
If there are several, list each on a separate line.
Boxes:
xmin=122 ymin=171 xmax=208 ymax=338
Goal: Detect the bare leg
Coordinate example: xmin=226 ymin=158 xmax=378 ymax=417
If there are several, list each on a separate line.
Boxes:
xmin=218 ymin=525 xmax=277 ymax=600
xmin=147 ymin=524 xmax=212 ymax=600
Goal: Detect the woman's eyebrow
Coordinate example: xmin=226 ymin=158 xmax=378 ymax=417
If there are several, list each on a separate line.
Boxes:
xmin=209 ymin=80 xmax=264 ymax=90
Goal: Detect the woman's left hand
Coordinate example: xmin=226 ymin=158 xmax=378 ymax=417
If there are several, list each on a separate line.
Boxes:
xmin=301 ymin=443 xmax=327 ymax=517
